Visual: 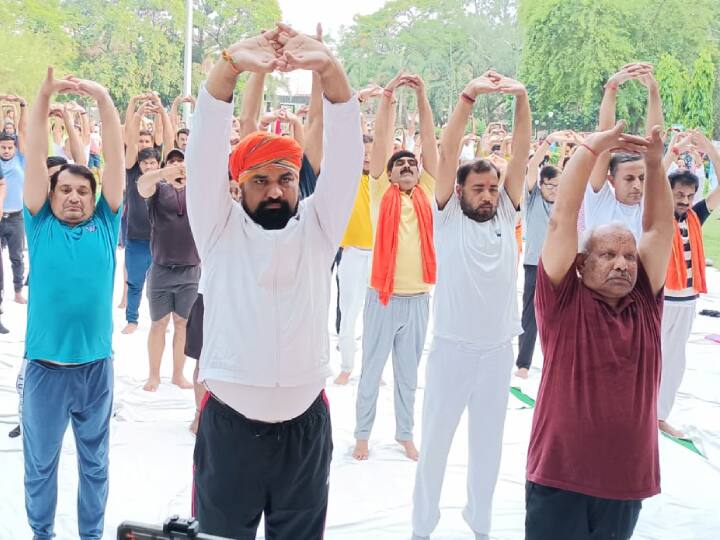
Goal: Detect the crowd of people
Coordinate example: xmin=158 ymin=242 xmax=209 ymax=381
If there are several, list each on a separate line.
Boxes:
xmin=1 ymin=21 xmax=719 ymax=540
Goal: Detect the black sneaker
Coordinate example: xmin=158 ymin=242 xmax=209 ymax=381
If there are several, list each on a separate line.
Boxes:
xmin=0 ymin=320 xmax=8 ymax=334
xmin=8 ymin=425 xmax=20 ymax=438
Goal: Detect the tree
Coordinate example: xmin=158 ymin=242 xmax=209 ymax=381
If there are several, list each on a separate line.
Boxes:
xmin=337 ymin=0 xmax=521 ymax=126
xmin=683 ymin=47 xmax=716 ymax=134
xmin=0 ymin=0 xmax=74 ymax=99
xmin=655 ymin=54 xmax=687 ymax=126
xmin=0 ymin=0 xmax=282 ymax=111
xmin=518 ymin=0 xmax=720 ymax=132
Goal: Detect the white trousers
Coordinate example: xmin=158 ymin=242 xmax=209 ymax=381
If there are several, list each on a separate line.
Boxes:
xmin=412 ymin=337 xmax=513 ymax=537
xmin=338 ymin=247 xmax=371 ymax=373
xmin=658 ymin=299 xmax=697 ymax=421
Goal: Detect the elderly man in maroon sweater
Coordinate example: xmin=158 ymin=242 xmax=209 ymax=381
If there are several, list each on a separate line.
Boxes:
xmin=525 ymin=120 xmax=673 ymax=540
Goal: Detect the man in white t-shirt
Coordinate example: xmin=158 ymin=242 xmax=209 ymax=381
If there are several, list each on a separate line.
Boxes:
xmin=186 ymin=25 xmax=362 ymax=539
xmin=583 ymin=63 xmax=663 ymax=241
xmin=411 ymin=70 xmax=531 ymax=540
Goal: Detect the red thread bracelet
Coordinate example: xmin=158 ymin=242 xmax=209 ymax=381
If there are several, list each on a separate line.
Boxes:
xmin=382 ymin=88 xmax=394 ymax=99
xmin=580 ymin=143 xmax=598 ymax=157
xmin=604 ymin=82 xmax=619 ymax=91
xmin=671 ymin=147 xmax=681 ymax=155
xmin=460 ymin=92 xmax=476 ymax=105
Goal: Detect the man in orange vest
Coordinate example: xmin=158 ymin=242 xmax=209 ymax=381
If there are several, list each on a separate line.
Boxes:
xmin=659 ymin=130 xmax=720 ymax=438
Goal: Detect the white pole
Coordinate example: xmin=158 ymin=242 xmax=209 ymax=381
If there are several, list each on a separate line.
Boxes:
xmin=182 ymin=0 xmax=193 ymax=124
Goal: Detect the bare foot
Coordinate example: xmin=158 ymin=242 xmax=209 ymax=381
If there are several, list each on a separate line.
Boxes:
xmin=659 ymin=420 xmax=685 ymax=438
xmin=172 ymin=375 xmax=194 ymax=389
xmin=397 ymin=439 xmax=419 ymax=461
xmin=189 ymin=411 xmax=200 ymax=435
xmin=334 ymin=371 xmax=351 ymax=385
xmin=143 ymin=376 xmax=160 ymax=392
xmin=352 ymin=440 xmax=369 ymax=460
xmin=14 ymin=292 xmax=27 ymax=304
xmin=121 ymin=323 xmax=138 ymax=335
xmin=515 ymin=367 xmax=529 ymax=379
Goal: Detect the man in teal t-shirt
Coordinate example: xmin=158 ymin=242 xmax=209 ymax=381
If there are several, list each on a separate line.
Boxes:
xmin=21 ymin=68 xmax=124 ymax=540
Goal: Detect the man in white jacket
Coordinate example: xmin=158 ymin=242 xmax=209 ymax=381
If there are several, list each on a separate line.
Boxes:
xmin=186 ymin=24 xmax=363 ymax=540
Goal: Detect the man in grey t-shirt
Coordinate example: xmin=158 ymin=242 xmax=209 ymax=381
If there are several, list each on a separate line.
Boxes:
xmin=516 ymin=164 xmax=559 ymax=378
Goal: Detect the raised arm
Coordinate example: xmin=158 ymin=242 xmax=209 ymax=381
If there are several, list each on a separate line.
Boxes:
xmin=16 ymin=95 xmax=28 ymax=155
xmin=24 ymin=68 xmax=79 ymax=214
xmin=149 ymin=94 xmax=164 ymax=148
xmin=437 ymin=72 xmax=500 ymax=208
xmin=642 ymin=72 xmax=663 ymax=137
xmin=124 ymin=94 xmax=143 ymax=142
xmin=76 ymin=103 xmax=91 ymax=146
xmin=542 ymin=122 xmax=649 ymax=284
xmin=589 ymin=63 xmax=652 ymax=192
xmin=526 ymin=137 xmax=551 ymax=192
xmin=190 ymin=30 xmax=279 ymax=254
xmin=125 ymin=105 xmax=148 ymax=169
xmin=238 ymin=72 xmax=265 ymax=137
xmin=49 ymin=108 xmax=64 ymax=145
xmin=304 ymin=72 xmax=324 ymax=175
xmin=404 ymin=76 xmax=437 ymax=179
xmin=71 ymin=77 xmax=124 ymax=211
xmin=303 ymin=23 xmax=325 ymax=176
xmin=638 ymin=126 xmax=673 ymax=292
xmin=282 ymin=109 xmax=305 ymax=149
xmin=274 ymin=22 xmax=362 ymax=244
xmin=170 ymin=96 xmax=182 ymax=134
xmin=691 ymin=129 xmax=720 ymax=212
xmin=62 ymin=106 xmax=84 ymax=164
xmin=368 ymin=72 xmax=406 ymax=179
xmin=496 ymin=75 xmax=531 ymax=207
xmin=155 ymin=100 xmax=175 ymax=156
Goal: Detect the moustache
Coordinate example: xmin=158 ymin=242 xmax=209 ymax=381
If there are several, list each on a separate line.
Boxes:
xmin=258 ymin=199 xmax=290 ymax=211
xmin=608 ymin=271 xmax=631 ymax=282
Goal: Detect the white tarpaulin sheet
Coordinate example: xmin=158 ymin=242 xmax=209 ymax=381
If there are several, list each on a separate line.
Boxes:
xmin=1 ymin=250 xmax=719 ymax=539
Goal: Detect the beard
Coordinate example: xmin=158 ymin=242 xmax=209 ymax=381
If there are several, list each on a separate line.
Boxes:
xmin=459 ymin=193 xmax=497 ymax=223
xmin=244 ymin=199 xmax=296 ymax=230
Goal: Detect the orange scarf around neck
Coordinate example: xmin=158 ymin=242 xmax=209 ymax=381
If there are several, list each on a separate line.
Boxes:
xmin=666 ymin=210 xmax=706 ymax=293
xmin=370 ymin=183 xmax=436 ymax=305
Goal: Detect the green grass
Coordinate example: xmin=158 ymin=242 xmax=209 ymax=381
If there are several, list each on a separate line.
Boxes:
xmin=703 ymin=208 xmax=720 ymax=268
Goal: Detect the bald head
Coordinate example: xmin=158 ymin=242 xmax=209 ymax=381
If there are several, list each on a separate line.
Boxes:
xmin=578 ymin=223 xmax=638 ymax=305
xmin=580 ymin=223 xmax=636 ymax=255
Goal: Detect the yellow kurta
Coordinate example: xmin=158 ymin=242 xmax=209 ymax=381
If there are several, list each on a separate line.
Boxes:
xmin=369 ymin=170 xmax=436 ymax=295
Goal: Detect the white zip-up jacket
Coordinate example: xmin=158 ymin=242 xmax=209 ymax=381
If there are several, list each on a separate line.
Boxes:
xmin=186 ymin=85 xmax=363 ymax=387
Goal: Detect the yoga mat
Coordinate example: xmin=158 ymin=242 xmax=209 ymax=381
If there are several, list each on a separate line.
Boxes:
xmin=661 ymin=431 xmax=704 ymax=457
xmin=705 ymin=334 xmax=720 ymax=344
xmin=510 ymin=388 xmax=705 ymax=457
xmin=510 ymin=386 xmax=536 ymax=408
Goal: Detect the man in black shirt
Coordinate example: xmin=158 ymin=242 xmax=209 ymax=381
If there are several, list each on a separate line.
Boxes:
xmin=122 ymin=95 xmax=175 ymax=334
xmin=137 ymin=148 xmax=199 ymax=391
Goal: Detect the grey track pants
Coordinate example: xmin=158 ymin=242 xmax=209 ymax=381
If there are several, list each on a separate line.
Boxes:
xmin=354 ymin=288 xmax=429 ymax=441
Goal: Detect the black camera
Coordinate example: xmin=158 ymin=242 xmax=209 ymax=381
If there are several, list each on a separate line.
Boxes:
xmin=117 ymin=516 xmax=231 ymax=539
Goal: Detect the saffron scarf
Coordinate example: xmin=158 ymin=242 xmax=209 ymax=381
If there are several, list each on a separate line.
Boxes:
xmin=666 ymin=210 xmax=706 ymax=293
xmin=370 ymin=183 xmax=436 ymax=305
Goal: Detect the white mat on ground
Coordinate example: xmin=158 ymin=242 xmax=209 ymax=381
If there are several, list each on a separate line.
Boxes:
xmin=1 ymin=249 xmax=719 ymax=539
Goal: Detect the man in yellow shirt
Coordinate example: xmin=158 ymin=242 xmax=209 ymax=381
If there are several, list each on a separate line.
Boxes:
xmin=353 ymin=73 xmax=438 ymax=461
xmin=335 ymin=134 xmax=374 ymax=385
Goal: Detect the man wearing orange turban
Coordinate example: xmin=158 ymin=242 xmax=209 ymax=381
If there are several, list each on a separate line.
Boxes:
xmin=227 ymin=131 xmax=304 ymax=229
xmin=185 ymin=24 xmax=364 ymax=540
